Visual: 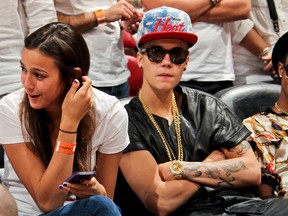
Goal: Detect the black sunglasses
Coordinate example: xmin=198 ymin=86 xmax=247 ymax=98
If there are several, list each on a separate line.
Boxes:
xmin=140 ymin=46 xmax=189 ymax=64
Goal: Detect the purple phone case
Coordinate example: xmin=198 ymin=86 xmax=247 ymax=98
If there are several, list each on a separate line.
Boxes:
xmin=65 ymin=171 xmax=96 ymax=183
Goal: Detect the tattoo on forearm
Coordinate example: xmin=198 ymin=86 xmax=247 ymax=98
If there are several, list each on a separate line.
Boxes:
xmin=220 ymin=161 xmax=247 ymax=177
xmin=218 ymin=177 xmax=235 ymax=187
xmin=184 ymin=160 xmax=247 ymax=187
xmin=204 ymin=165 xmax=220 ymax=179
xmin=184 ymin=163 xmax=203 ymax=178
xmin=227 ymin=141 xmax=252 ymax=155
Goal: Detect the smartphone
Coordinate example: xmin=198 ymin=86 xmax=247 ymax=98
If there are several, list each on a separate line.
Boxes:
xmin=64 ymin=171 xmax=96 ymax=183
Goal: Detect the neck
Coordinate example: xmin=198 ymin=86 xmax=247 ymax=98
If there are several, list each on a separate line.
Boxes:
xmin=274 ymin=101 xmax=288 ymax=115
xmin=139 ymin=89 xmax=174 ymax=124
xmin=140 ymin=88 xmax=173 ymax=110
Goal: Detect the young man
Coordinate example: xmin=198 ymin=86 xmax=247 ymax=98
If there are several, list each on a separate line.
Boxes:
xmin=115 ymin=6 xmax=288 ymax=216
xmin=140 ymin=0 xmax=251 ymax=94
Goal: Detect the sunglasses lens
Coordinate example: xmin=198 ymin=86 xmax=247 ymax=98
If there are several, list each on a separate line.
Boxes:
xmin=147 ymin=47 xmax=165 ymax=63
xmin=170 ymin=48 xmax=187 ymax=64
xmin=144 ymin=47 xmax=188 ymax=64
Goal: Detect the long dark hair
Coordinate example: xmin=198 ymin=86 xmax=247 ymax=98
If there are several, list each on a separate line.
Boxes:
xmin=20 ymin=22 xmax=96 ymax=171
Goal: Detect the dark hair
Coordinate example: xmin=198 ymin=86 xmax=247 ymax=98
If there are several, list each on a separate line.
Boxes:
xmin=20 ymin=22 xmax=96 ymax=171
xmin=272 ymin=31 xmax=288 ymax=75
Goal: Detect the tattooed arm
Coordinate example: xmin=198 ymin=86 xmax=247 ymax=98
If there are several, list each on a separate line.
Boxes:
xmin=159 ymin=140 xmax=261 ymax=188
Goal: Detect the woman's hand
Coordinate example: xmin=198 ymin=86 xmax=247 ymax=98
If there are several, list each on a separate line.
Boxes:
xmin=61 ymin=75 xmax=93 ymax=128
xmin=59 ymin=177 xmax=107 ymax=199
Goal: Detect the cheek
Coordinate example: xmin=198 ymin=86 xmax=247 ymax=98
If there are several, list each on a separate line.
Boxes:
xmin=20 ymin=73 xmax=26 ymax=85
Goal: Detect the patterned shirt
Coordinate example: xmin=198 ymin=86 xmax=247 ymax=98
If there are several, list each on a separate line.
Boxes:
xmin=244 ymin=110 xmax=288 ymax=196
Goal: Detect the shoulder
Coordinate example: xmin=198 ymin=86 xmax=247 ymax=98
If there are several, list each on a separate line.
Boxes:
xmin=180 ymin=86 xmax=229 ymax=112
xmin=244 ymin=111 xmax=287 ymax=131
xmin=0 ymin=89 xmax=24 ymax=113
xmin=92 ymin=88 xmax=128 ymax=122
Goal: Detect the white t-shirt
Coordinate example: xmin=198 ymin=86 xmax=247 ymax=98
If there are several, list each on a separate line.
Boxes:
xmin=0 ymin=88 xmax=129 ymax=216
xmin=182 ymin=22 xmax=234 ymax=82
xmin=54 ymin=0 xmax=130 ymax=87
xmin=0 ymin=0 xmax=57 ymax=97
xmin=230 ymin=0 xmax=288 ymax=85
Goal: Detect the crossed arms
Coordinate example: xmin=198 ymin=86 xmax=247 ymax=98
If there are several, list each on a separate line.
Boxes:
xmin=120 ymin=140 xmax=261 ymax=215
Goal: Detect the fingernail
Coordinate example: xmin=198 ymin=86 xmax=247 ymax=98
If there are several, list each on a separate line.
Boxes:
xmin=63 ymin=182 xmax=67 ymax=187
xmin=74 ymin=79 xmax=79 ymax=84
xmin=59 ymin=185 xmax=63 ymax=189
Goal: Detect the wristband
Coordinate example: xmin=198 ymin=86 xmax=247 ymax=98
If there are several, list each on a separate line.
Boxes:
xmin=94 ymin=9 xmax=106 ymax=26
xmin=59 ymin=128 xmax=77 ymax=134
xmin=258 ymin=47 xmax=272 ymax=59
xmin=55 ymin=140 xmax=76 ymax=155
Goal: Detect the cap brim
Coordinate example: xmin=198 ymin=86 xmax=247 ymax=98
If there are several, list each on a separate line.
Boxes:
xmin=138 ymin=32 xmax=198 ymax=47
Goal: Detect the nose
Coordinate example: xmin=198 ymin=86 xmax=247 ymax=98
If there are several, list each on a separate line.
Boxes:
xmin=162 ymin=53 xmax=173 ymax=65
xmin=21 ymin=73 xmax=34 ymax=90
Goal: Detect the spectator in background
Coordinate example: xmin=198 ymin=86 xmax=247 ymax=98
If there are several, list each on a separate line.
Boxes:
xmin=0 ymin=184 xmax=17 ymax=216
xmin=0 ymin=0 xmax=57 ymax=99
xmin=54 ymin=0 xmax=143 ymax=99
xmin=244 ymin=31 xmax=288 ymax=199
xmin=140 ymin=0 xmax=251 ymax=94
xmin=230 ymin=0 xmax=288 ymax=85
xmin=0 ymin=22 xmax=128 ymax=216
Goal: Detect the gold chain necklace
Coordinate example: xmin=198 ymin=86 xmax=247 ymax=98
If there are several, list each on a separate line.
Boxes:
xmin=274 ymin=102 xmax=288 ymax=116
xmin=138 ymin=90 xmax=183 ymax=161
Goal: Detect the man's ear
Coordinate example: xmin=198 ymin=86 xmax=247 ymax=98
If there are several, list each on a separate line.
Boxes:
xmin=137 ymin=52 xmax=143 ymax=69
xmin=278 ymin=62 xmax=284 ymax=78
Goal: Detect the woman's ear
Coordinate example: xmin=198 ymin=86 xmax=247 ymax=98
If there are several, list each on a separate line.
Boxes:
xmin=73 ymin=67 xmax=82 ymax=79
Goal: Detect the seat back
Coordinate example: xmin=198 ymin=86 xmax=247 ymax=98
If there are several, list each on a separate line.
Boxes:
xmin=127 ymin=55 xmax=143 ymax=96
xmin=215 ymin=83 xmax=281 ymax=120
xmin=122 ymin=29 xmax=137 ymax=56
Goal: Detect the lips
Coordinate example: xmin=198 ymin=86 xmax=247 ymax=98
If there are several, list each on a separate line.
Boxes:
xmin=158 ymin=73 xmax=173 ymax=77
xmin=28 ymin=94 xmax=40 ymax=98
xmin=27 ymin=93 xmax=41 ymax=102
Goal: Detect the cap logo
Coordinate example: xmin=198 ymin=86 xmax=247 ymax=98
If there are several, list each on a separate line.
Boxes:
xmin=153 ymin=17 xmax=185 ymax=33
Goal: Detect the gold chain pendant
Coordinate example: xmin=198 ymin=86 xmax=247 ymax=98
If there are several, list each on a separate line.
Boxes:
xmin=138 ymin=90 xmax=183 ymax=161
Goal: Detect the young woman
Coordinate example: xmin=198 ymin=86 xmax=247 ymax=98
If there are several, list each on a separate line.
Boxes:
xmin=0 ymin=22 xmax=128 ymax=215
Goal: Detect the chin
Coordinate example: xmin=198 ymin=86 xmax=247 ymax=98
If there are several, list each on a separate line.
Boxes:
xmin=29 ymin=102 xmax=44 ymax=110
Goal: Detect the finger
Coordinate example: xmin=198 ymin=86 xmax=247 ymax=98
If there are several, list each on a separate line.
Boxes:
xmin=130 ymin=24 xmax=138 ymax=33
xmin=77 ymin=76 xmax=92 ymax=93
xmin=263 ymin=61 xmax=273 ymax=72
xmin=67 ymin=79 xmax=80 ymax=97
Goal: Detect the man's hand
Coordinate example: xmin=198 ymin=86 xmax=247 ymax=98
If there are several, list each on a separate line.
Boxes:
xmin=158 ymin=162 xmax=176 ymax=181
xmin=105 ymin=0 xmax=139 ymax=22
xmin=122 ymin=10 xmax=144 ymax=34
xmin=262 ymin=54 xmax=279 ymax=79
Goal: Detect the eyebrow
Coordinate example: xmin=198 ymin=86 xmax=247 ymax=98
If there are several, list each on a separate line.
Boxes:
xmin=20 ymin=60 xmax=48 ymax=74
